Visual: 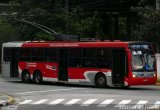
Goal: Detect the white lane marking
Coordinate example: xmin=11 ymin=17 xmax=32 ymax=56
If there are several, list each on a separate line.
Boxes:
xmin=16 ymin=88 xmax=84 ymax=95
xmin=49 ymin=99 xmax=65 ymax=105
xmin=149 ymin=101 xmax=160 ymax=109
xmin=98 ymin=99 xmax=114 ymax=107
xmin=81 ymin=99 xmax=97 ymax=106
xmin=32 ymin=99 xmax=48 ymax=105
xmin=131 ymin=100 xmax=148 ymax=109
xmin=118 ymin=100 xmax=131 ymax=105
xmin=19 ymin=100 xmax=32 ymax=105
xmin=115 ymin=100 xmax=131 ymax=107
xmin=65 ymin=99 xmax=81 ymax=105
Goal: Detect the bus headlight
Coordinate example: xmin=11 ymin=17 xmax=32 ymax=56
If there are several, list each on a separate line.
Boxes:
xmin=154 ymin=74 xmax=156 ymax=77
xmin=132 ymin=74 xmax=136 ymax=78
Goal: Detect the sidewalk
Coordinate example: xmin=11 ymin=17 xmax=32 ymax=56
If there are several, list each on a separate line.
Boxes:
xmin=0 ymin=75 xmax=17 ymax=106
xmin=0 ymin=74 xmax=21 ymax=82
xmin=0 ymin=93 xmax=15 ymax=106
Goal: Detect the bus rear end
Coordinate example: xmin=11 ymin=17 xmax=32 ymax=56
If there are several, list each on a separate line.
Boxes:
xmin=126 ymin=43 xmax=157 ymax=86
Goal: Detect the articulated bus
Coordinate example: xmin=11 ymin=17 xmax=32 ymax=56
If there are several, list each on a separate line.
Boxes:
xmin=1 ymin=40 xmax=157 ymax=88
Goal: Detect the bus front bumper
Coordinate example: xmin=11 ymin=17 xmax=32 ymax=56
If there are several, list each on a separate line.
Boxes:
xmin=125 ymin=77 xmax=157 ymax=86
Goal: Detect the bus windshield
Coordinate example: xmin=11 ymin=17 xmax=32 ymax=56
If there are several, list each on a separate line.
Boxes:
xmin=131 ymin=50 xmax=155 ymax=72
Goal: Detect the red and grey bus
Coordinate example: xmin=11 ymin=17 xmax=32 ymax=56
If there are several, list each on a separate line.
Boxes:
xmin=1 ymin=40 xmax=157 ymax=88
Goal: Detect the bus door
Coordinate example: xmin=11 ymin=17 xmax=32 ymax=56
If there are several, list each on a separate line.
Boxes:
xmin=58 ymin=49 xmax=68 ymax=81
xmin=10 ymin=48 xmax=19 ymax=77
xmin=111 ymin=49 xmax=127 ymax=85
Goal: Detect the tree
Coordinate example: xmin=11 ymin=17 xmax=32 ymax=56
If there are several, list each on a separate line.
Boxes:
xmin=2 ymin=0 xmax=158 ymax=42
xmin=7 ymin=0 xmax=105 ymax=40
xmin=131 ymin=0 xmax=160 ymax=51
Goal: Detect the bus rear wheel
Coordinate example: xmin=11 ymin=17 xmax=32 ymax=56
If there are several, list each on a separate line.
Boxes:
xmin=33 ymin=71 xmax=43 ymax=84
xmin=95 ymin=74 xmax=107 ymax=88
xmin=22 ymin=71 xmax=30 ymax=83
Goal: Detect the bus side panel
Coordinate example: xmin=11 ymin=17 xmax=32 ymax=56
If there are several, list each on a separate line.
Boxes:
xmin=18 ymin=62 xmax=27 ymax=78
xmin=36 ymin=62 xmax=58 ymax=81
xmin=19 ymin=62 xmax=58 ymax=81
xmin=68 ymin=67 xmax=111 ymax=85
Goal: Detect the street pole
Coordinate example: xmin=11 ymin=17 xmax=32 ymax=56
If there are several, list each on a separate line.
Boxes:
xmin=65 ymin=0 xmax=69 ymax=12
xmin=156 ymin=0 xmax=160 ymax=10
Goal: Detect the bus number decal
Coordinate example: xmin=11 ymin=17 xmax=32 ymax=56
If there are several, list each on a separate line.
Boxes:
xmin=27 ymin=62 xmax=37 ymax=67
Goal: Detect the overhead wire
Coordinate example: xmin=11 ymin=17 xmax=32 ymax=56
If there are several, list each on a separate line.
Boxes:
xmin=69 ymin=0 xmax=127 ymax=10
xmin=76 ymin=0 xmax=107 ymax=7
xmin=69 ymin=0 xmax=108 ymax=8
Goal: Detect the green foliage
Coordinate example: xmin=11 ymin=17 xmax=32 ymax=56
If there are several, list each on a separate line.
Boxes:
xmin=1 ymin=0 xmax=159 ymax=43
xmin=0 ymin=17 xmax=18 ymax=43
xmin=7 ymin=2 xmax=106 ymax=40
xmin=34 ymin=32 xmax=53 ymax=40
xmin=0 ymin=0 xmax=124 ymax=41
xmin=131 ymin=1 xmax=160 ymax=51
xmin=65 ymin=9 xmax=102 ymax=38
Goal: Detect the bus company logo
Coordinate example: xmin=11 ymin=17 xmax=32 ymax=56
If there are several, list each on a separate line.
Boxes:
xmin=46 ymin=65 xmax=56 ymax=71
xmin=79 ymin=80 xmax=90 ymax=84
xmin=27 ymin=62 xmax=37 ymax=67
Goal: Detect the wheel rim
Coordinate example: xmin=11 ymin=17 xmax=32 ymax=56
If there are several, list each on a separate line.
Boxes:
xmin=98 ymin=77 xmax=105 ymax=85
xmin=34 ymin=73 xmax=42 ymax=83
xmin=35 ymin=75 xmax=41 ymax=83
xmin=24 ymin=73 xmax=29 ymax=82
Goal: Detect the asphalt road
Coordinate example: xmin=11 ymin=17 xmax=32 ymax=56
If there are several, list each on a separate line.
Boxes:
xmin=0 ymin=79 xmax=160 ymax=110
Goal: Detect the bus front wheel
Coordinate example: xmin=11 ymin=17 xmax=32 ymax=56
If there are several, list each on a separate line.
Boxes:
xmin=95 ymin=74 xmax=107 ymax=88
xmin=22 ymin=71 xmax=30 ymax=83
xmin=33 ymin=71 xmax=43 ymax=84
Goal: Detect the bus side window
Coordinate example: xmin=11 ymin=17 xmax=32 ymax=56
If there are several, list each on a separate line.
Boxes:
xmin=82 ymin=59 xmax=96 ymax=67
xmin=3 ymin=48 xmax=11 ymax=61
xmin=82 ymin=48 xmax=96 ymax=68
xmin=45 ymin=48 xmax=57 ymax=62
xmin=97 ymin=48 xmax=110 ymax=68
xmin=20 ymin=48 xmax=31 ymax=61
xmin=69 ymin=48 xmax=82 ymax=67
xmin=97 ymin=59 xmax=109 ymax=68
xmin=69 ymin=58 xmax=81 ymax=67
xmin=32 ymin=48 xmax=45 ymax=61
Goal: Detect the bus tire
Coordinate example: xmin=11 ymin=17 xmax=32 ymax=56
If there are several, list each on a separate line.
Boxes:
xmin=95 ymin=74 xmax=107 ymax=88
xmin=33 ymin=71 xmax=43 ymax=84
xmin=21 ymin=70 xmax=30 ymax=83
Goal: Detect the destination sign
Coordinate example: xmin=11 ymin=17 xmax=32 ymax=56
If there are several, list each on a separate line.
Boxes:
xmin=129 ymin=45 xmax=150 ymax=50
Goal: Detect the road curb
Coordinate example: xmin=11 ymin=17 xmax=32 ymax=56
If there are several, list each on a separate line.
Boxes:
xmin=0 ymin=93 xmax=15 ymax=106
xmin=7 ymin=95 xmax=15 ymax=105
